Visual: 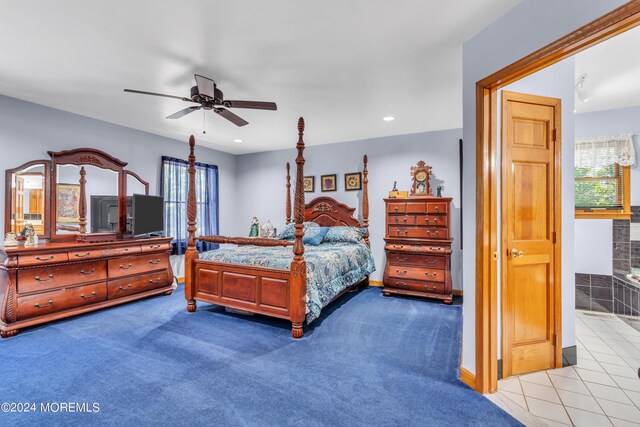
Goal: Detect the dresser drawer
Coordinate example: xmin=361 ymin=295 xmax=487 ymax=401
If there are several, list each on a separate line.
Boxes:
xmin=415 ymin=215 xmax=448 ymax=228
xmin=388 ymin=227 xmax=447 ymax=239
xmin=141 ymin=242 xmax=172 ymax=252
xmin=18 ymin=260 xmax=107 ymax=294
xmin=16 ymin=282 xmax=107 ymax=320
xmin=406 ymin=202 xmax=428 ymax=213
xmin=388 ymin=215 xmax=416 ymax=226
xmin=386 ymin=252 xmax=445 ymax=269
xmin=388 ymin=265 xmax=445 ymax=282
xmin=107 ymin=253 xmax=170 ymax=279
xmin=427 ymin=202 xmax=448 ymax=214
xmin=385 ymin=278 xmax=445 ymax=294
xmin=387 ymin=202 xmax=406 ymax=214
xmin=18 ymin=252 xmax=69 ymax=267
xmin=102 ymin=245 xmax=142 ymax=257
xmin=107 ymin=270 xmax=171 ymax=299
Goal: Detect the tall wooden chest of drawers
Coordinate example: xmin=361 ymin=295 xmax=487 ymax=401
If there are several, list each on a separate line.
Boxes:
xmin=383 ymin=197 xmax=453 ymax=304
xmin=0 ymin=237 xmax=175 ymax=338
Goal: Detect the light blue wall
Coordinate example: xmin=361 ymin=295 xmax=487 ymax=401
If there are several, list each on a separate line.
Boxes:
xmin=461 ymin=0 xmax=626 ymax=374
xmin=574 ymin=105 xmax=640 ymax=276
xmin=236 ymin=128 xmax=463 ymax=285
xmin=0 ymin=95 xmax=241 ymax=236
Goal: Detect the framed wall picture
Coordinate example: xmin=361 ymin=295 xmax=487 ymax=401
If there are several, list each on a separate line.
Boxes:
xmin=321 ymin=174 xmax=337 ymax=192
xmin=303 ymin=176 xmax=315 ymax=193
xmin=344 ymin=172 xmax=362 ymax=191
xmin=56 ymin=183 xmax=80 ymax=223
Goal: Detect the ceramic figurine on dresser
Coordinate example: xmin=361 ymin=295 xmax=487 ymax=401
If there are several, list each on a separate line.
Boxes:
xmin=382 ymin=161 xmax=453 ymax=303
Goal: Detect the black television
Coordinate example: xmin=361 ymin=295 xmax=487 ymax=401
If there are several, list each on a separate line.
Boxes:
xmin=90 ymin=195 xmax=120 ymax=233
xmin=131 ymin=194 xmax=164 ymax=237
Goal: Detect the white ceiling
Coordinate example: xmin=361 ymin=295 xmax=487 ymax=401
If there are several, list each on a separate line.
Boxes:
xmin=575 ymin=25 xmax=640 ymax=114
xmin=0 ymin=0 xmax=519 ymax=154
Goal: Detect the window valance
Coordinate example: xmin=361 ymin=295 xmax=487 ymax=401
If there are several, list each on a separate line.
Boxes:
xmin=575 ymin=134 xmax=636 ymax=168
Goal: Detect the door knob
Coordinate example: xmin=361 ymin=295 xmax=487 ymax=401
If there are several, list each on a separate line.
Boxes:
xmin=510 ymin=248 xmax=524 ymax=258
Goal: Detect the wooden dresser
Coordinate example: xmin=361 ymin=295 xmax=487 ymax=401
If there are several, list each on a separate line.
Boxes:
xmin=383 ymin=197 xmax=453 ymax=304
xmin=0 ymin=237 xmax=174 ymax=337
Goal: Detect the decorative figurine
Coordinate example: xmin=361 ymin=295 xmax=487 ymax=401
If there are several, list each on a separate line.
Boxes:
xmin=249 ymin=216 xmax=259 ymax=237
xmin=261 ymin=219 xmax=274 ymax=238
xmin=437 ymin=185 xmax=444 ymax=197
xmin=24 ymin=223 xmax=36 ymax=247
xmin=3 ymin=232 xmax=18 ymax=247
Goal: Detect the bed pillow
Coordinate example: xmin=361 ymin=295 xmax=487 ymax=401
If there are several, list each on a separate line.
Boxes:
xmin=277 ymin=221 xmax=319 ymax=240
xmin=302 ymin=227 xmax=330 ymax=246
xmin=322 ymin=226 xmax=367 ymax=243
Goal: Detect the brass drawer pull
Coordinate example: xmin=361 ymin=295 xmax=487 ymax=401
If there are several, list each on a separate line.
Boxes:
xmin=74 ymin=252 xmax=91 ymax=258
xmin=35 ymin=274 xmax=54 ymax=282
xmin=396 ymin=282 xmax=407 ymax=286
xmin=434 ymin=206 xmax=440 ymax=211
xmin=393 ymin=245 xmax=404 ymax=249
xmin=148 ymin=259 xmax=161 ymax=265
xmin=395 ymin=269 xmax=407 ymax=274
xmin=424 ymin=259 xmax=437 ymax=264
xmin=123 ymin=248 xmax=129 ymax=252
xmin=80 ymin=268 xmax=96 ymax=275
xmin=35 ymin=255 xmax=54 ymax=261
xmin=149 ymin=244 xmax=161 ymax=249
xmin=80 ymin=292 xmax=97 ymax=299
xmin=118 ymin=284 xmax=132 ymax=290
xmin=395 ymin=257 xmax=407 ymax=262
xmin=424 ymin=285 xmax=437 ymax=291
xmin=119 ymin=263 xmax=133 ymax=270
xmin=34 ymin=300 xmax=53 ymax=308
xmin=424 ymin=272 xmax=438 ymax=277
xmin=149 ymin=278 xmax=162 ymax=284
xmin=394 ymin=207 xmax=399 ymax=212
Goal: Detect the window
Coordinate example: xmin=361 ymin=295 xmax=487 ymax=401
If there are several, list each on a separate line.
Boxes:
xmin=161 ymin=156 xmax=219 ymax=254
xmin=575 ymin=135 xmax=634 ymax=219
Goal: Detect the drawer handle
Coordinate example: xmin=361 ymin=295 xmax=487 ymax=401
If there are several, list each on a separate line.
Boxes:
xmin=35 ymin=274 xmax=54 ymax=282
xmin=34 ymin=255 xmax=54 ymax=261
xmin=34 ymin=300 xmax=53 ymax=308
xmin=396 ymin=282 xmax=407 ymax=286
xmin=80 ymin=292 xmax=97 ymax=299
xmin=396 ymin=269 xmax=407 ymax=274
xmin=148 ymin=259 xmax=161 ymax=265
xmin=394 ymin=207 xmax=399 ymax=212
xmin=149 ymin=244 xmax=161 ymax=249
xmin=74 ymin=252 xmax=91 ymax=258
xmin=149 ymin=278 xmax=162 ymax=284
xmin=425 ymin=260 xmax=437 ymax=265
xmin=396 ymin=257 xmax=407 ymax=262
xmin=434 ymin=207 xmax=439 ymax=211
xmin=118 ymin=284 xmax=132 ymax=290
xmin=80 ymin=268 xmax=96 ymax=275
xmin=119 ymin=263 xmax=133 ymax=270
xmin=425 ymin=272 xmax=438 ymax=277
xmin=424 ymin=285 xmax=437 ymax=291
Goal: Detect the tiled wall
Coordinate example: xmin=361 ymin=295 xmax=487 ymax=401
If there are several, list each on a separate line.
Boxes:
xmin=575 ymin=273 xmax=613 ymax=312
xmin=613 ymin=276 xmax=640 ymax=316
xmin=612 ymin=219 xmax=630 ymax=275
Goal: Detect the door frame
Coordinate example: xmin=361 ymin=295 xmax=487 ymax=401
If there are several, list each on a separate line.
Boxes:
xmin=500 ymin=91 xmax=562 ymax=378
xmin=474 ymin=1 xmax=640 ymax=393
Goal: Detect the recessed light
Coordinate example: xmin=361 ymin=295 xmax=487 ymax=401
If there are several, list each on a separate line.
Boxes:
xmin=383 ymin=116 xmax=395 ymax=121
xmin=233 ymin=139 xmax=243 ymax=143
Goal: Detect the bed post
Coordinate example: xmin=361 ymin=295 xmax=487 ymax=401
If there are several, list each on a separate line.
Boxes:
xmin=78 ymin=166 xmax=87 ymax=234
xmin=285 ymin=162 xmax=291 ymax=225
xmin=185 ymin=135 xmax=199 ymax=313
xmin=290 ymin=118 xmax=307 ymax=339
xmin=362 ymin=154 xmax=369 ymax=244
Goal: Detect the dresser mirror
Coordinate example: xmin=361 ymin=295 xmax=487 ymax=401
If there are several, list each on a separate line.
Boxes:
xmin=4 ymin=160 xmax=51 ymax=239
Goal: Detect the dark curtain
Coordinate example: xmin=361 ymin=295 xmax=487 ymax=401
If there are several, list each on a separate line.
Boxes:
xmin=161 ymin=156 xmax=219 ymax=255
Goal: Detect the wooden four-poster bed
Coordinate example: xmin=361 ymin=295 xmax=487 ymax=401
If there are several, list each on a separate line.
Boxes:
xmin=184 ymin=117 xmax=373 ymax=338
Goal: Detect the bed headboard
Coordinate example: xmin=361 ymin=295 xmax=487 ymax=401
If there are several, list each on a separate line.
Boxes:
xmin=304 ymin=197 xmax=361 ymax=227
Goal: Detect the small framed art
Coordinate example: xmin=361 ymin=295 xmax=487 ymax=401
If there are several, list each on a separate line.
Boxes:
xmin=303 ymin=176 xmax=315 ymax=193
xmin=344 ymin=172 xmax=362 ymax=191
xmin=56 ymin=183 xmax=81 ymax=223
xmin=321 ymin=174 xmax=337 ymax=192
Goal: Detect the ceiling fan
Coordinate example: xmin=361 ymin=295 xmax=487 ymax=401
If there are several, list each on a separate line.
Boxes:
xmin=124 ymin=74 xmax=277 ymax=127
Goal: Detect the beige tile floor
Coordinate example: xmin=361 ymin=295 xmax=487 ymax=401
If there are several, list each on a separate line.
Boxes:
xmin=487 ymin=310 xmax=640 ymax=426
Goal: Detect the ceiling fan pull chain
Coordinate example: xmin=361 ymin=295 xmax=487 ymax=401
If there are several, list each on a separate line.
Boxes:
xmin=203 ymin=109 xmax=206 ymax=134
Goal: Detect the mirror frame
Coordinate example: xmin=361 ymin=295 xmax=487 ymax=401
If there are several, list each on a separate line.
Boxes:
xmin=125 ymin=170 xmax=150 ymax=196
xmin=4 ymin=160 xmax=52 ymax=239
xmin=48 ymin=148 xmax=128 ymax=241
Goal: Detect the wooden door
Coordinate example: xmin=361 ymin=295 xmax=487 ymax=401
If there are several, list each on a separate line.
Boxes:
xmin=501 ymin=91 xmax=561 ymax=377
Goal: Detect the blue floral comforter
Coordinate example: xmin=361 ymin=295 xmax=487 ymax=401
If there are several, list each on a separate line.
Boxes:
xmin=200 ymin=242 xmax=375 ymax=323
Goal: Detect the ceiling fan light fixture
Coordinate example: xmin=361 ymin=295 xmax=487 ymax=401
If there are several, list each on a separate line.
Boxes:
xmin=233 ymin=139 xmax=243 ymax=143
xmin=383 ymin=116 xmax=395 ymax=121
xmin=575 ymin=74 xmax=592 ymax=103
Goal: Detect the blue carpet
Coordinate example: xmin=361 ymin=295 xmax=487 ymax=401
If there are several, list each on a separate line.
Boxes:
xmin=0 ymin=286 xmax=520 ymax=426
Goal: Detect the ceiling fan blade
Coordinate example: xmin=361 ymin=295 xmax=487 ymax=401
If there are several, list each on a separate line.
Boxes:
xmin=224 ymin=100 xmax=277 ymax=110
xmin=166 ymin=106 xmax=201 ymax=119
xmin=194 ymin=74 xmax=215 ymax=99
xmin=124 ymin=89 xmax=195 ymax=103
xmin=215 ymin=108 xmax=249 ymax=127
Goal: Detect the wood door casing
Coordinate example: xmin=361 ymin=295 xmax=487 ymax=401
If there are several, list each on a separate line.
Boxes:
xmin=501 ymin=91 xmax=562 ymax=377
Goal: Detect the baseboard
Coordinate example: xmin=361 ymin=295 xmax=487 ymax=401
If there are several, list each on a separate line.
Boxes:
xmin=460 ymin=367 xmax=475 ymax=389
xmin=369 ymin=280 xmax=383 ymax=287
xmin=453 ymin=289 xmax=463 ymax=296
